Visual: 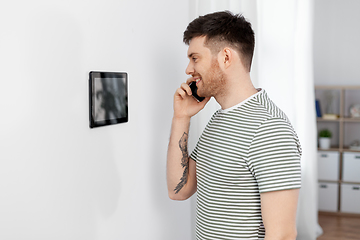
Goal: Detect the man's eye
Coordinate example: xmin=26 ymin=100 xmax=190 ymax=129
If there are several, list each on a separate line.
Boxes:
xmin=192 ymin=58 xmax=197 ymax=62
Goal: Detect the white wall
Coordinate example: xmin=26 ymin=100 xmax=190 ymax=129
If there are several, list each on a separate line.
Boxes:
xmin=314 ymin=0 xmax=360 ymax=85
xmin=0 ymin=1 xmax=193 ymax=239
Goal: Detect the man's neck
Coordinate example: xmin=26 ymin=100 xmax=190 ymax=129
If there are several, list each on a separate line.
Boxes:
xmin=215 ymin=75 xmax=258 ymax=110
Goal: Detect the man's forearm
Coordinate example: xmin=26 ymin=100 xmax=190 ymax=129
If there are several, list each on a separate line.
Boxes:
xmin=167 ymin=117 xmax=195 ymax=200
xmin=173 ymin=131 xmax=189 ymax=193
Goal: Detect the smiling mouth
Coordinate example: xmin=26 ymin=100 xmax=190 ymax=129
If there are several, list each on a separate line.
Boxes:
xmin=194 ymin=77 xmax=202 ymax=85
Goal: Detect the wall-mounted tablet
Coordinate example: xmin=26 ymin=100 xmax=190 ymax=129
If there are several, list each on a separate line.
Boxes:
xmin=89 ymin=71 xmax=128 ymax=128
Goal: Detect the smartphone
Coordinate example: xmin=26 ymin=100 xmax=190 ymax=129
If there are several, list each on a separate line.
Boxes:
xmin=189 ymin=81 xmax=205 ymax=102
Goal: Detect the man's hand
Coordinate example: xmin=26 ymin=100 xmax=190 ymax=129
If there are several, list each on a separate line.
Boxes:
xmin=173 ymin=78 xmax=210 ymax=120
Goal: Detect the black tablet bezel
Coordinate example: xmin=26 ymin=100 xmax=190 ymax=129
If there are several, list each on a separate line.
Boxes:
xmin=89 ymin=71 xmax=128 ymax=128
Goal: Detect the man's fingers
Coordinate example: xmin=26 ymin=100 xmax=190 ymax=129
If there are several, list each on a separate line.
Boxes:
xmin=175 ymin=86 xmax=192 ymax=100
xmin=186 ymin=77 xmax=194 ymax=85
xmin=175 ymin=88 xmax=186 ymax=99
xmin=180 ymin=82 xmax=192 ymax=95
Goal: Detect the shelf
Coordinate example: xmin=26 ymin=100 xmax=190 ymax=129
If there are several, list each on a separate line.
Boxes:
xmin=317 ymin=118 xmax=340 ymax=122
xmin=340 ymin=180 xmax=360 ymax=185
xmin=318 ymin=148 xmax=360 ymax=153
xmin=315 ymin=85 xmax=360 ymax=90
xmin=316 ymin=85 xmax=360 ymax=216
xmin=343 ymin=147 xmax=360 ymax=153
xmin=317 ymin=117 xmax=360 ymax=122
xmin=318 ymin=148 xmax=340 ymax=152
xmin=318 ymin=179 xmax=360 ymax=185
xmin=343 ymin=117 xmax=360 ymax=122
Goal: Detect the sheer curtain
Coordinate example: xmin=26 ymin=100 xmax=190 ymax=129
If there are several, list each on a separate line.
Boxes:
xmin=256 ymin=1 xmax=319 ymax=239
xmin=188 ymin=0 xmax=319 ymax=239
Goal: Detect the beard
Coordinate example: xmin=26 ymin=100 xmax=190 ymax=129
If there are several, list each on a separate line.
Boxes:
xmin=197 ymin=58 xmax=226 ymax=98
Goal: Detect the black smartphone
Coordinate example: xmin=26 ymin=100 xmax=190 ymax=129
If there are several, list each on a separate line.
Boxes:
xmin=189 ymin=81 xmax=205 ymax=102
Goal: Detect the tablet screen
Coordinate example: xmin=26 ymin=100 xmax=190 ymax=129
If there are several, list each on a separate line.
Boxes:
xmin=89 ymin=71 xmax=128 ymax=128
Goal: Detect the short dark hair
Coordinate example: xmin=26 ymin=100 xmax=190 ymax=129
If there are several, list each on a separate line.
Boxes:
xmin=183 ymin=11 xmax=255 ymax=72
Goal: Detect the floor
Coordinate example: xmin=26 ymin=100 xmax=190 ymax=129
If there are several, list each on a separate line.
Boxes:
xmin=317 ymin=213 xmax=360 ymax=240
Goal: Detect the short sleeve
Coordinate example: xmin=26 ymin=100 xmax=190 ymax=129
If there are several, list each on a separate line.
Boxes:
xmin=247 ymin=117 xmax=302 ymax=193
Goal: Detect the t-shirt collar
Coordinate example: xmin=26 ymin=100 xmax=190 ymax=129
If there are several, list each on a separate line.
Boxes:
xmin=219 ymin=88 xmax=263 ymax=113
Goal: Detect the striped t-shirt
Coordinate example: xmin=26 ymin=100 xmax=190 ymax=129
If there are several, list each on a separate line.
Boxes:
xmin=190 ymin=89 xmax=302 ymax=240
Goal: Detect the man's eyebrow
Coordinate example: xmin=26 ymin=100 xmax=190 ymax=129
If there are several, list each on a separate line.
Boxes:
xmin=188 ymin=53 xmax=198 ymax=58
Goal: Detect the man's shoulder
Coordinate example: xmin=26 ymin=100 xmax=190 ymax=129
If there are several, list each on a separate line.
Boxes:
xmin=251 ymin=90 xmax=290 ymax=123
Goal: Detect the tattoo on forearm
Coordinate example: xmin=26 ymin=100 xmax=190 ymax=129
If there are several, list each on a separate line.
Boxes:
xmin=174 ymin=132 xmax=189 ymax=194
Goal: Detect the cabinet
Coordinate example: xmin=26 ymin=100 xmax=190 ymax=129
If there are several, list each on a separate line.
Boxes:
xmin=318 ymin=151 xmax=339 ymax=181
xmin=315 ymin=86 xmax=360 ymax=215
xmin=340 ymin=183 xmax=360 ymax=214
xmin=318 ymin=182 xmax=339 ymax=212
xmin=343 ymin=152 xmax=360 ymax=182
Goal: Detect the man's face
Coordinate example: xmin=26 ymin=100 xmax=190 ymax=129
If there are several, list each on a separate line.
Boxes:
xmin=186 ymin=37 xmax=226 ymax=98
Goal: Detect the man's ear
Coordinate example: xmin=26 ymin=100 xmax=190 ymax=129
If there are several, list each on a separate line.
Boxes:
xmin=221 ymin=47 xmax=232 ymax=69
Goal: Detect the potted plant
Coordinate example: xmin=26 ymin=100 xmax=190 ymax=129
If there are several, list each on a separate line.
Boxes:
xmin=319 ymin=129 xmax=332 ymax=149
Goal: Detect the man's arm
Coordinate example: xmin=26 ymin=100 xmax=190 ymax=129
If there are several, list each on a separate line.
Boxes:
xmin=166 ymin=80 xmax=209 ymax=200
xmin=167 ymin=118 xmax=197 ymax=200
xmin=260 ymin=188 xmax=300 ymax=240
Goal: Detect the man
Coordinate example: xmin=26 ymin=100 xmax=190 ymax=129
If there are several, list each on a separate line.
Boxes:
xmin=167 ymin=11 xmax=301 ymax=240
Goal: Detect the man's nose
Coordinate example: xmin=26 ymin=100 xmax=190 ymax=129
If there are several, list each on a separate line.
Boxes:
xmin=185 ymin=62 xmax=194 ymax=75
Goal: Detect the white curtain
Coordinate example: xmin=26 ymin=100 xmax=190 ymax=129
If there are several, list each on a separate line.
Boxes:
xmin=256 ymin=1 xmax=319 ymax=239
xmin=188 ymin=0 xmax=319 ymax=239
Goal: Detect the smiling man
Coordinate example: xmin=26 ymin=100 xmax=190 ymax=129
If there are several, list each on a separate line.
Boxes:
xmin=166 ymin=11 xmax=302 ymax=240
